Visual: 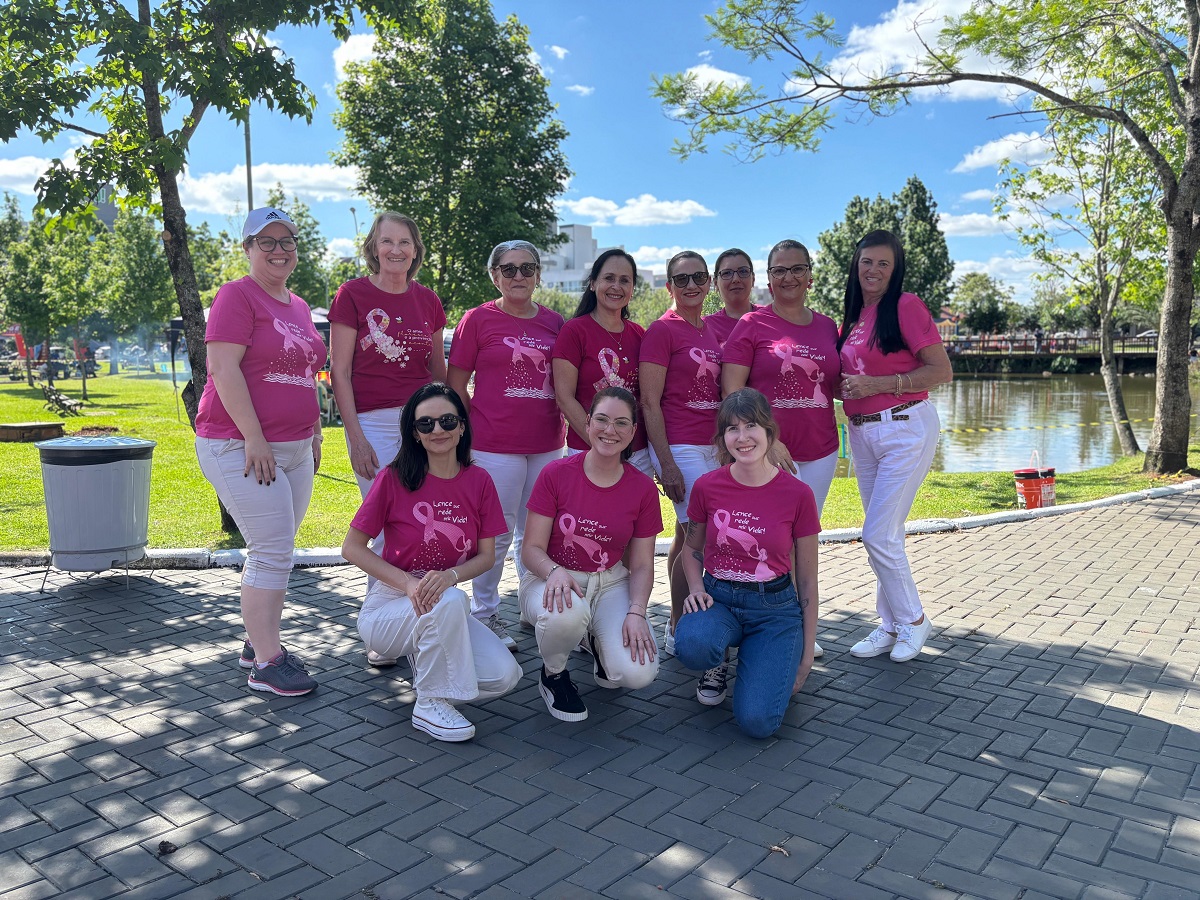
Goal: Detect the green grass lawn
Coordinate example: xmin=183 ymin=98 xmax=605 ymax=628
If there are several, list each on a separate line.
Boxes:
xmin=1 ymin=372 xmax=1194 ymax=552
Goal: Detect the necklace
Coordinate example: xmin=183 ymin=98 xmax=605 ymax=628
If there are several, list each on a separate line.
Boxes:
xmin=594 ymin=313 xmax=629 ymax=364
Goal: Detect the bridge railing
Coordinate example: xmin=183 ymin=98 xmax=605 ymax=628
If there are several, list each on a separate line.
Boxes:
xmin=944 ymin=335 xmax=1158 ymax=355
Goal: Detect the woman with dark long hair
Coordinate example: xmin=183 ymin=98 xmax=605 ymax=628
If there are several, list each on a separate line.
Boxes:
xmin=342 ymin=382 xmax=521 ymax=742
xmin=838 ymin=229 xmax=953 ymax=663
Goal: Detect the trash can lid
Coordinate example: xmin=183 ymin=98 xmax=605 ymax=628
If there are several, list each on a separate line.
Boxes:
xmin=36 ymin=435 xmax=156 ymax=465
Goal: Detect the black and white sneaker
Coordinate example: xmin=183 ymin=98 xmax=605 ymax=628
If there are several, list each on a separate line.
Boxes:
xmin=539 ymin=665 xmax=588 ymax=721
xmin=588 ymin=633 xmax=617 ymax=689
xmin=696 ymin=662 xmax=729 ymax=706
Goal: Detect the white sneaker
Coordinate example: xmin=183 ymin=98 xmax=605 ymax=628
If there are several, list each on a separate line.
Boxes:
xmin=890 ymin=617 xmax=933 ymax=662
xmin=663 ymin=621 xmax=675 ymax=657
xmin=412 ymin=697 xmax=475 ymax=742
xmin=696 ymin=662 xmax=729 ymax=706
xmin=812 ymin=641 xmax=824 ymax=659
xmin=850 ymin=627 xmax=897 ymax=658
xmin=367 ymin=649 xmax=397 ymax=667
xmin=486 ymin=614 xmax=517 ymax=652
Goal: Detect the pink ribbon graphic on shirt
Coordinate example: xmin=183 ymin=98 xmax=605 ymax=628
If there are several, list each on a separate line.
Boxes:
xmin=413 ymin=502 xmax=472 ymax=559
xmin=274 ymin=318 xmax=318 ymax=377
xmin=360 ymin=309 xmax=391 ymax=351
xmin=598 ymin=348 xmax=623 ymax=385
xmin=712 ymin=509 xmax=761 ymax=556
xmin=773 ymin=341 xmax=799 ymax=374
xmin=689 ymin=347 xmax=720 ymax=382
xmin=558 ymin=514 xmax=609 ymax=569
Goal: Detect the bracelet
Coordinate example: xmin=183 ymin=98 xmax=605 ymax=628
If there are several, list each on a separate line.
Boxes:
xmin=545 ymin=563 xmax=561 ymax=579
xmin=450 ymin=568 xmax=459 ymax=583
xmin=894 ymin=374 xmax=903 ymax=397
xmin=626 ymin=610 xmax=646 ymax=619
xmin=313 ymin=434 xmax=324 ymax=442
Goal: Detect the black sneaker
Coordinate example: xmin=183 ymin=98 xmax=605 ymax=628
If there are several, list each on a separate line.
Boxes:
xmin=247 ymin=651 xmax=317 ymax=697
xmin=588 ymin=633 xmax=617 ymax=689
xmin=239 ymin=640 xmax=290 ymax=669
xmin=539 ymin=665 xmax=587 ymax=721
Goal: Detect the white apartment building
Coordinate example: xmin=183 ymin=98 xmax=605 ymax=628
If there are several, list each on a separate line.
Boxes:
xmin=538 ymin=223 xmax=653 ymax=293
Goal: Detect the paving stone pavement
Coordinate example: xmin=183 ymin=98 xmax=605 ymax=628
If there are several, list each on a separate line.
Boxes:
xmin=2 ymin=492 xmax=1199 ymax=899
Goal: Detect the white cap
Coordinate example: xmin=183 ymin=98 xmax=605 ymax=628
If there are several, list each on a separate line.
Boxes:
xmin=242 ymin=207 xmax=297 ymax=240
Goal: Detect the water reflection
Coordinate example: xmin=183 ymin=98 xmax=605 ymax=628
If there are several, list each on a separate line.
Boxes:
xmin=834 ymin=375 xmax=1199 ymax=475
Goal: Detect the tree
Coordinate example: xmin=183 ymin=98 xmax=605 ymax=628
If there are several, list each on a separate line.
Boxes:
xmin=955 ymin=272 xmax=1013 ymax=336
xmin=43 ymin=218 xmax=107 ymax=399
xmin=999 ymin=113 xmax=1166 ymax=455
xmin=653 ymin=0 xmax=1198 ymax=473
xmin=0 ymin=0 xmax=410 ymax=429
xmin=91 ymin=208 xmax=176 ymax=341
xmin=265 ymin=185 xmax=329 ymax=308
xmin=0 ymin=211 xmax=51 ymax=385
xmin=811 ymin=176 xmax=951 ymax=318
xmin=334 ymin=0 xmax=571 ymax=312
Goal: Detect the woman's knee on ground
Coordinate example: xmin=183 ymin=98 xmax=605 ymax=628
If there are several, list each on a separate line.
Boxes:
xmin=734 ymin=704 xmax=786 ymax=740
xmin=673 ymin=618 xmax=729 ymax=671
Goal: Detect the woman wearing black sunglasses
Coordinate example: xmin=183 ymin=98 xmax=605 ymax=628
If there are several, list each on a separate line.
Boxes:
xmin=342 ymin=382 xmax=521 ymax=742
xmin=447 ymin=240 xmax=566 ymax=653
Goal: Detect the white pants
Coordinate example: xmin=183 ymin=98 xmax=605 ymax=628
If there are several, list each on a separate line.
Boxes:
xmin=469 ymin=448 xmax=563 ymax=619
xmin=847 ymin=401 xmax=940 ymax=630
xmin=196 ymin=437 xmax=313 ymax=590
xmin=519 ymin=563 xmax=659 ymax=689
xmin=789 ymin=449 xmax=839 ymax=517
xmin=349 ymin=406 xmax=404 ymax=581
xmin=358 ymin=584 xmax=521 ymax=703
xmin=566 ymin=445 xmax=655 ymax=480
xmin=649 ymin=444 xmax=719 ymax=523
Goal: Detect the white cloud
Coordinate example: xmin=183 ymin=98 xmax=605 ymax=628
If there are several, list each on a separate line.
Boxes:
xmin=547 ymin=45 xmax=569 ymax=60
xmin=333 ymin=34 xmax=376 ymax=81
xmin=959 ymin=188 xmax=997 ymax=203
xmin=686 ymin=63 xmax=750 ymax=91
xmin=326 ymin=237 xmax=358 ymax=264
xmin=628 ymin=245 xmax=728 ymax=272
xmin=178 ymin=163 xmax=359 ymax=214
xmin=0 ymin=156 xmax=51 ymax=195
xmin=558 ymin=193 xmax=717 ymax=227
xmin=954 ymin=254 xmax=1044 ymax=303
xmin=565 ymin=85 xmax=595 ymax=97
xmin=954 ymin=131 xmax=1051 ymax=172
xmin=940 ymin=211 xmax=1023 ymax=236
xmin=697 ymin=50 xmax=712 ymax=62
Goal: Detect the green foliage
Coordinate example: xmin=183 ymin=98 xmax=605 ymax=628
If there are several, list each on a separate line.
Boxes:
xmin=334 ymin=0 xmax=570 ymax=314
xmin=812 ymin=176 xmax=951 ymax=319
xmin=90 ymin=208 xmax=175 ymax=338
xmin=1 ymin=210 xmax=51 ymax=352
xmin=530 ymin=286 xmax=577 ymax=320
xmin=955 ymin=272 xmax=1014 ymax=335
xmin=628 ymin=286 xmax=673 ymax=328
xmin=186 ymin=222 xmax=231 ymax=304
xmin=1050 ymin=355 xmax=1079 ymax=374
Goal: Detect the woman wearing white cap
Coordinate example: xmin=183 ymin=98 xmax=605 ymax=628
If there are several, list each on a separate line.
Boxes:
xmin=195 ymin=207 xmax=327 ymax=696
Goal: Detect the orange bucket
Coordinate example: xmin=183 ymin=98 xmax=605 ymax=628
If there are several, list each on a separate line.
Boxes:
xmin=1014 ymin=450 xmax=1055 ymax=509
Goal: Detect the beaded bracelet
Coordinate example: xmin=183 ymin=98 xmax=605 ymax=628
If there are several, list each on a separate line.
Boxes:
xmin=626 ymin=610 xmax=647 ymax=619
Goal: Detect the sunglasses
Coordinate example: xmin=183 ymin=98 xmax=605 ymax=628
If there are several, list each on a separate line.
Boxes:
xmin=414 ymin=414 xmax=463 ymax=434
xmin=494 ymin=262 xmax=539 ymax=278
xmin=669 ymin=272 xmax=711 ymax=288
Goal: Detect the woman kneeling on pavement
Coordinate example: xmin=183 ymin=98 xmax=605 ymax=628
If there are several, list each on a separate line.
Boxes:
xmin=676 ymin=388 xmax=820 ymax=739
xmin=341 ymin=382 xmax=521 ymax=742
xmin=520 ymin=387 xmax=663 ymax=722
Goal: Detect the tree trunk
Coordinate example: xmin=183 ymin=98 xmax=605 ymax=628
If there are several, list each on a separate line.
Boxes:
xmin=1143 ymin=210 xmax=1197 ymax=474
xmin=80 ymin=350 xmax=89 ymax=402
xmin=1098 ymin=314 xmax=1138 ymax=455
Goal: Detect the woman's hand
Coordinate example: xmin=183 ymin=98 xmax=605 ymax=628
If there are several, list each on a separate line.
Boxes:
xmin=243 ymin=435 xmax=276 ymax=484
xmin=411 ymin=569 xmax=455 ymax=610
xmin=792 ymin=653 xmax=814 ymax=694
xmin=840 ymin=374 xmax=885 ymax=401
xmin=657 ymin=458 xmax=685 ymax=503
xmin=767 ymin=440 xmax=797 ymax=474
xmin=312 ymin=434 xmax=323 ymax=473
xmin=622 ymin=612 xmax=656 ymax=664
xmin=542 ymin=568 xmax=582 ymax=612
xmin=682 ymin=589 xmax=714 ymax=614
xmin=348 ymin=438 xmax=380 ymax=482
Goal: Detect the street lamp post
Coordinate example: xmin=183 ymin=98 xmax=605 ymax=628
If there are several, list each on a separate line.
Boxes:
xmin=350 ymin=206 xmax=360 ymax=275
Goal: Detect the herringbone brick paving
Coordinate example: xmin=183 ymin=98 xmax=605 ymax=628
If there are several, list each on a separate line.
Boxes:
xmin=1 ymin=492 xmax=1199 ymax=898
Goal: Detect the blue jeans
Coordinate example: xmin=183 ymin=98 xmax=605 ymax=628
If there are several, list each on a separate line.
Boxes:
xmin=674 ymin=573 xmax=804 ymax=739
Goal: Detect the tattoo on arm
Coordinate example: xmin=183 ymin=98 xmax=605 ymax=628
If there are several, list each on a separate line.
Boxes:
xmin=691 ymin=549 xmax=704 ymax=564
xmin=799 ymin=593 xmax=809 ymax=610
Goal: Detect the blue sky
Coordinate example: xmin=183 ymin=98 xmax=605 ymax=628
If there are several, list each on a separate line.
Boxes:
xmin=0 ymin=0 xmax=1055 ymax=301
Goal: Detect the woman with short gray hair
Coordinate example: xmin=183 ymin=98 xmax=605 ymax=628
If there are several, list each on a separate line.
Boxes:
xmin=447 ymin=239 xmax=566 ymax=650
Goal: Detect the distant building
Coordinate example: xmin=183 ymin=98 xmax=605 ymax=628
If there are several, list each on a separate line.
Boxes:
xmin=539 ymin=223 xmax=653 ymax=293
xmin=94 ymin=184 xmax=118 ymax=230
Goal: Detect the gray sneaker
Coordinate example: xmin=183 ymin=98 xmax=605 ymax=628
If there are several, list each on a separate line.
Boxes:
xmin=486 ymin=613 xmax=517 ymax=651
xmin=247 ymin=651 xmax=317 ymax=696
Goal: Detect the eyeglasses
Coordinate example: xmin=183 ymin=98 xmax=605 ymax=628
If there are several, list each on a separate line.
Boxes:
xmin=414 ymin=414 xmax=463 ymax=434
xmin=669 ymin=272 xmax=710 ymax=288
xmin=716 ymin=267 xmax=753 ymax=281
xmin=252 ymin=236 xmax=298 ymax=252
xmin=494 ymin=262 xmax=539 ymax=278
xmin=590 ymin=414 xmax=634 ymax=432
xmin=766 ymin=264 xmax=813 ymax=279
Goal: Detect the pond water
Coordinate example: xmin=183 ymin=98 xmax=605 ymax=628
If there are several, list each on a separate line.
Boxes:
xmin=837 ymin=374 xmax=1200 ymax=475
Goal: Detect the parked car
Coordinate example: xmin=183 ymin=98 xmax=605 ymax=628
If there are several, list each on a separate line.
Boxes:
xmin=1136 ymin=330 xmax=1158 ymax=338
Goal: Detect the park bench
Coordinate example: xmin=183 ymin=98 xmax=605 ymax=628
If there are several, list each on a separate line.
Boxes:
xmin=41 ymin=384 xmax=83 ymax=416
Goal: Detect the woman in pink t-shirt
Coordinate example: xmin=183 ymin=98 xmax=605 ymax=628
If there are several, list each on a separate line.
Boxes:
xmin=195 ymin=207 xmax=327 ymax=698
xmin=329 ymin=212 xmax=448 ymax=504
xmin=837 ymin=230 xmax=953 ymax=664
xmin=448 ymin=240 xmax=565 ymax=650
xmin=551 ymin=249 xmax=654 ymax=479
xmin=705 ymin=247 xmax=756 ymax=349
xmin=520 ymin=387 xmax=663 ymax=722
xmin=342 ymin=382 xmax=521 ymax=742
xmin=676 ymin=389 xmax=820 ymax=739
xmin=640 ymin=250 xmax=722 ymax=656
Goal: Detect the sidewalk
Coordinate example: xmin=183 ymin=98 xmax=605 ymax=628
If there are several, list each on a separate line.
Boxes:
xmin=1 ymin=491 xmax=1198 ymax=899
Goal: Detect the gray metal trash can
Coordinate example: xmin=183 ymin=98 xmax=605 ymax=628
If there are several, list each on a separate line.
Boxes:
xmin=36 ymin=436 xmax=157 ymax=571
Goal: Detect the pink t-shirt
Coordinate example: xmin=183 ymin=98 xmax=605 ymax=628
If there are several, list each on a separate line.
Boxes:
xmin=328 ymin=276 xmax=447 ymax=412
xmin=722 ymin=306 xmax=840 ymax=461
xmin=704 ymin=309 xmax=743 ymax=348
xmin=640 ymin=309 xmax=723 ymax=446
xmin=526 ymin=453 xmax=663 ymax=573
xmin=350 ymin=464 xmax=505 ymax=576
xmin=688 ymin=466 xmax=820 ymax=582
xmin=552 ymin=316 xmax=647 ymax=452
xmin=449 ymin=301 xmax=565 ymax=454
xmin=840 ymin=293 xmax=942 ymax=416
xmin=196 ymin=277 xmax=327 ymax=442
